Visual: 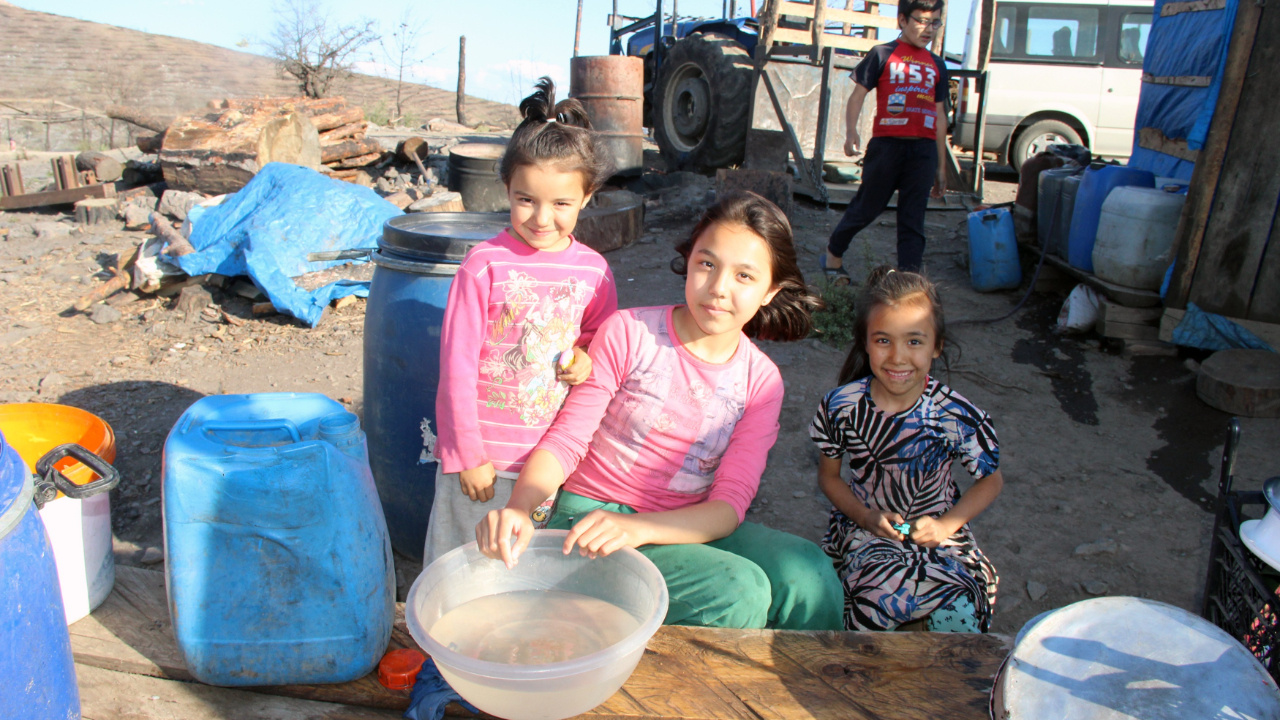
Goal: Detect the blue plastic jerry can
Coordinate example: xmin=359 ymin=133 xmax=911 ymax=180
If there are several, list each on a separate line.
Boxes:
xmin=162 ymin=393 xmax=394 ymax=686
xmin=968 ymin=207 xmax=1022 ymax=292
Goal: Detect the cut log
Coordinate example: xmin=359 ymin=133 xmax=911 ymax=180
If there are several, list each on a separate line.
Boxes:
xmin=1197 ymin=349 xmax=1280 ymax=417
xmin=327 ymin=152 xmax=384 ymax=169
xmin=396 ymin=137 xmax=429 ymax=163
xmin=160 ymin=108 xmax=321 ymax=194
xmin=320 ymin=138 xmax=384 ymax=164
xmin=310 ymin=107 xmax=365 ymax=132
xmin=105 ymin=105 xmax=175 ymax=134
xmin=319 ymin=122 xmax=368 ymax=145
xmin=149 ymin=213 xmax=195 ymax=257
xmin=76 ymin=152 xmax=123 ymax=184
xmin=406 ymin=191 xmax=465 ymax=213
xmin=74 ymin=198 xmax=120 ymax=226
xmin=135 ymin=133 xmax=164 ymax=154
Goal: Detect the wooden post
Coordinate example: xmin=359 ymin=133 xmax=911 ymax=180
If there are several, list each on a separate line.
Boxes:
xmin=575 ymin=0 xmax=585 ymax=57
xmin=811 ymin=0 xmax=828 ymax=62
xmin=977 ymin=0 xmax=997 ymax=72
xmin=866 ymin=2 xmax=880 ymax=41
xmin=456 ymin=36 xmax=469 ymax=127
xmin=932 ymin=2 xmax=948 ymax=55
xmin=1166 ymin=0 xmax=1265 ymax=308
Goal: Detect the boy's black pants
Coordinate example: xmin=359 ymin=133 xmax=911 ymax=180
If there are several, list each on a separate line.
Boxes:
xmin=827 ymin=136 xmax=938 ymax=272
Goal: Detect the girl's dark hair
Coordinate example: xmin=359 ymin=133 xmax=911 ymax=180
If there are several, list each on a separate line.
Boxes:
xmin=837 ymin=265 xmax=949 ymax=385
xmin=673 ymin=191 xmax=823 ymax=342
xmin=499 ymin=77 xmax=612 ymax=194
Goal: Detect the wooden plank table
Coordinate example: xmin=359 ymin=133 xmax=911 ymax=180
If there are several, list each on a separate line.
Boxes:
xmin=71 ymin=567 xmax=1011 ymax=719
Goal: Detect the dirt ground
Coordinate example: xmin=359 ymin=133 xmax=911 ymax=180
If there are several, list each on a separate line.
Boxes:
xmin=2 ymin=144 xmax=1278 ymax=647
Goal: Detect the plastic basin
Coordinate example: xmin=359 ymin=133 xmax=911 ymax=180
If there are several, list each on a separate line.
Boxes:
xmin=406 ymin=531 xmax=668 ymax=720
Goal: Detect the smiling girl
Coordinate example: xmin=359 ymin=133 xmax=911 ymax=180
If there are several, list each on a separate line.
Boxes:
xmin=476 ymin=192 xmax=843 ymax=630
xmin=425 ymin=78 xmax=618 ymax=565
xmin=810 ymin=266 xmax=1003 ymax=632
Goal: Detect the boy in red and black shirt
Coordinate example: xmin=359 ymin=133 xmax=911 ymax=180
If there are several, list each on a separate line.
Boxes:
xmin=822 ymin=0 xmax=949 ymax=275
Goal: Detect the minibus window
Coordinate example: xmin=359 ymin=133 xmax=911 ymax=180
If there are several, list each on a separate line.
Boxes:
xmin=1026 ymin=6 xmax=1100 ymax=59
xmin=992 ymin=6 xmax=1018 ymax=57
xmin=1119 ymin=12 xmax=1152 ymax=64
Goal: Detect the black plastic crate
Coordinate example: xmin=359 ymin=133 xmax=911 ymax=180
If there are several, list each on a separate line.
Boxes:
xmin=1200 ymin=419 xmax=1280 ymax=684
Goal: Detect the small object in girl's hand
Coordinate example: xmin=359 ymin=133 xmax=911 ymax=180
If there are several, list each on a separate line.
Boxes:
xmin=892 ymin=521 xmax=912 ymax=536
xmin=556 ymin=349 xmax=575 ymax=370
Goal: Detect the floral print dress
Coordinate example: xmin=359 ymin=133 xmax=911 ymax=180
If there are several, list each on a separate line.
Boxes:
xmin=809 ymin=376 xmax=1000 ymax=631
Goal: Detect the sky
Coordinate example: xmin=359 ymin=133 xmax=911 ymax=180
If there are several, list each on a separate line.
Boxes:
xmin=16 ymin=0 xmax=976 ymax=106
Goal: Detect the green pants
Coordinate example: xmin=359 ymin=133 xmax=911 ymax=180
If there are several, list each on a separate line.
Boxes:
xmin=547 ymin=491 xmax=844 ymax=631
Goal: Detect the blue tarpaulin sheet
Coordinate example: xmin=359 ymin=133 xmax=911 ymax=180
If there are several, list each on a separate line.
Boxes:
xmin=1171 ymin=302 xmax=1275 ymax=352
xmin=177 ymin=163 xmax=401 ymax=326
xmin=1128 ymin=0 xmax=1238 ymax=180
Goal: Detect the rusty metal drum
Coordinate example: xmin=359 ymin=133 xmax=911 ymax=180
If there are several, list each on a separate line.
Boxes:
xmin=570 ymin=55 xmax=645 ymax=177
xmin=448 ymin=143 xmax=509 ymax=212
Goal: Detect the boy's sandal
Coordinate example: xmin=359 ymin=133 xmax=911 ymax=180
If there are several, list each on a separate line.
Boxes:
xmin=819 ymin=256 xmax=851 ymax=286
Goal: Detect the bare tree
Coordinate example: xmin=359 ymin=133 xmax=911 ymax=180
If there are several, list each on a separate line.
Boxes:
xmin=266 ymin=0 xmax=379 ymax=99
xmin=380 ymin=8 xmax=429 ymax=125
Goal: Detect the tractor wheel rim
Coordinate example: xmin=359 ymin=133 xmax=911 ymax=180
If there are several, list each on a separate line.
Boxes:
xmin=665 ymin=63 xmax=710 ymax=151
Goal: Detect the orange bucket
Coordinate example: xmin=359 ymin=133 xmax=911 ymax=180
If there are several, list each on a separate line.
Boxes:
xmin=0 ymin=403 xmax=116 ymax=492
xmin=0 ymin=402 xmax=119 ymax=624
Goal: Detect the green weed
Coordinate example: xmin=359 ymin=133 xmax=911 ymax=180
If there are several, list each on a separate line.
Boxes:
xmin=811 ymin=278 xmax=859 ymax=349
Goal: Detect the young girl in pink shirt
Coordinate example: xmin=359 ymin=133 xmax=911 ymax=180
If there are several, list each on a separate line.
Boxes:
xmin=424 ymin=78 xmax=618 ymax=564
xmin=476 ymin=192 xmax=843 ymax=630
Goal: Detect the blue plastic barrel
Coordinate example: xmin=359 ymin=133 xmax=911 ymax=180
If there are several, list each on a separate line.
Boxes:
xmin=1067 ymin=164 xmax=1155 ymax=272
xmin=363 ymin=214 xmax=501 ymax=559
xmin=0 ymin=429 xmax=81 ymax=719
xmin=968 ymin=207 xmax=1022 ymax=292
xmin=162 ymin=393 xmax=394 ymax=686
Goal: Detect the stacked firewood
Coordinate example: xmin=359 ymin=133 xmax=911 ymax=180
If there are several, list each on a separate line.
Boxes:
xmin=219 ymin=96 xmax=386 ymax=179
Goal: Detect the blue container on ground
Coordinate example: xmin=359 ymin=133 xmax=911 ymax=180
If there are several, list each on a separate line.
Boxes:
xmin=363 ymin=213 xmax=501 ymax=559
xmin=1067 ymin=164 xmax=1155 ymax=272
xmin=0 ymin=429 xmax=81 ymax=719
xmin=162 ymin=393 xmax=394 ymax=686
xmin=968 ymin=207 xmax=1022 ymax=292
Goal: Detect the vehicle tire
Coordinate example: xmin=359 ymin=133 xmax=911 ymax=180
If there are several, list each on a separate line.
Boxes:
xmin=1011 ymin=119 xmax=1082 ymax=172
xmin=653 ymin=33 xmax=753 ymax=173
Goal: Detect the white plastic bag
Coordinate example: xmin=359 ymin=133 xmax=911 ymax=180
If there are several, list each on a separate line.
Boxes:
xmin=1057 ymin=284 xmax=1101 ymax=333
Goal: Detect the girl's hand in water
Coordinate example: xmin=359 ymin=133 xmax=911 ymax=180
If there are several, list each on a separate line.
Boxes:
xmin=859 ymin=508 xmax=908 ymax=541
xmin=476 ymin=508 xmax=535 ymax=569
xmin=563 ymin=510 xmax=637 ymax=559
xmin=556 ymin=347 xmax=592 ymax=386
xmin=908 ymin=515 xmax=959 ymax=549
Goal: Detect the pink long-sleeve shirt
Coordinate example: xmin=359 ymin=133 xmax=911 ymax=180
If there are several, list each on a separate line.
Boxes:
xmin=435 ymin=230 xmax=617 ymax=474
xmin=537 ymin=306 xmax=784 ymax=523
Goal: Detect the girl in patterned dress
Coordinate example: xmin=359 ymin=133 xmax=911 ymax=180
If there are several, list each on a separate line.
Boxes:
xmin=810 ymin=266 xmax=1003 ymax=632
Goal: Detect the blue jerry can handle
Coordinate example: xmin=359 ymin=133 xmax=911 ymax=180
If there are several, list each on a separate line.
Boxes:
xmin=201 ymin=419 xmax=303 ymax=444
xmin=33 ymin=443 xmax=121 ymax=508
xmin=982 ymin=211 xmax=1001 ymax=223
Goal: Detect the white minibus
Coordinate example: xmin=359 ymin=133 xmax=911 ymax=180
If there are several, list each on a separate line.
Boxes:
xmin=954 ymin=0 xmax=1153 ymax=170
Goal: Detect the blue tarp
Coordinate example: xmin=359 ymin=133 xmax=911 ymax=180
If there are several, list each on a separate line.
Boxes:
xmin=1171 ymin=302 xmax=1276 ymax=352
xmin=178 ymin=163 xmax=402 ymax=327
xmin=1128 ymin=0 xmax=1238 ymax=180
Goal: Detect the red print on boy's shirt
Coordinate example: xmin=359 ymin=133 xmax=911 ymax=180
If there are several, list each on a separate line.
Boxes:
xmin=873 ymin=43 xmax=942 ymax=139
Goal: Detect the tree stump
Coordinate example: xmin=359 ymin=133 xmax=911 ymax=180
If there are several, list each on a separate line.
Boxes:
xmin=159 ymin=108 xmax=322 ymax=194
xmin=74 ymin=198 xmax=120 ymax=227
xmin=407 ymin=191 xmax=465 ymax=213
xmin=1197 ymin=349 xmax=1280 ymax=418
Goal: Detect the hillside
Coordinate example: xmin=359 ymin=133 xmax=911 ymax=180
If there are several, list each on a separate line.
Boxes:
xmin=0 ymin=3 xmax=518 ymax=150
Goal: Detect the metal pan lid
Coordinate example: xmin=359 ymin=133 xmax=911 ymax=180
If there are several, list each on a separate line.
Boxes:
xmin=380 ymin=212 xmax=509 ymax=261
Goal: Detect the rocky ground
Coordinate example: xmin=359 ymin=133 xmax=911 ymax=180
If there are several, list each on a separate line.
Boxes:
xmin=2 ymin=145 xmax=1278 ymax=640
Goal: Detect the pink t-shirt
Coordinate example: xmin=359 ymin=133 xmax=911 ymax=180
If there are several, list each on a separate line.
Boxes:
xmin=435 ymin=230 xmax=617 ymax=474
xmin=537 ymin=306 xmax=784 ymax=523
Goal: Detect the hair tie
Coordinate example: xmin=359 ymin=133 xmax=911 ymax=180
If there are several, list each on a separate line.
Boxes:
xmin=887 ymin=268 xmax=896 ymax=274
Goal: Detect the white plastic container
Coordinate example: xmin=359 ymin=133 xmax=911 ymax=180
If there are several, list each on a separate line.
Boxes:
xmin=406 ymin=531 xmax=668 ymax=720
xmin=39 ymin=493 xmax=114 ymax=624
xmin=1092 ymin=185 xmax=1187 ymax=290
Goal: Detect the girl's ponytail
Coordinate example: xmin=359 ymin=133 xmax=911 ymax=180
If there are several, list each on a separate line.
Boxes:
xmin=836 ymin=265 xmax=949 ymax=386
xmin=501 ymin=77 xmax=610 ymax=193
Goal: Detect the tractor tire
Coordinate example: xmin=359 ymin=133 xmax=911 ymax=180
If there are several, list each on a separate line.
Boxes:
xmin=653 ymin=33 xmax=754 ymax=174
xmin=1011 ymin=119 xmax=1082 ymax=172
